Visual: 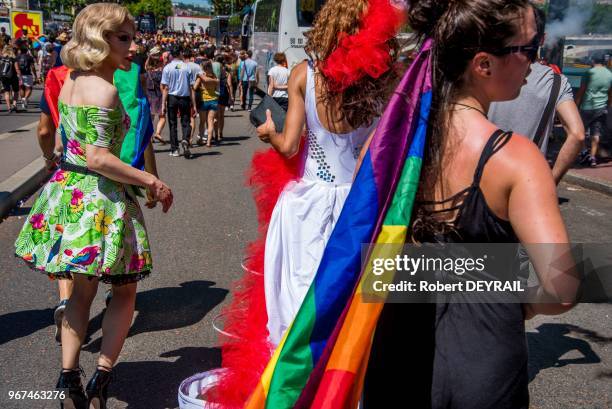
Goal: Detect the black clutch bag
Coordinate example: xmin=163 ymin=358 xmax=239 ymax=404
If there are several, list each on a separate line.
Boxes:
xmin=249 ymin=87 xmax=286 ymax=132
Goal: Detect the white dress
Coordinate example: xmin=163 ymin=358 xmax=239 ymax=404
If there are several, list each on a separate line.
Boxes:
xmin=264 ymin=63 xmax=377 ymax=346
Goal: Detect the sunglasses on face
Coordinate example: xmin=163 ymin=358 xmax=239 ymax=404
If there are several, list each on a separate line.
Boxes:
xmin=487 ymin=35 xmax=540 ymax=63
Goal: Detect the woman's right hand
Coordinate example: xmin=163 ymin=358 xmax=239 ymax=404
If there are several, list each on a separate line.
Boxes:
xmin=256 ymin=109 xmax=276 ymax=143
xmin=147 ymin=178 xmax=173 ymax=213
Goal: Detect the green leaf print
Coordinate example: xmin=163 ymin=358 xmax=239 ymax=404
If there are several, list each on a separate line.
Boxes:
xmin=41 ymin=228 xmax=51 ymax=244
xmin=66 ymin=172 xmax=85 ymax=186
xmin=60 ymin=191 xmax=72 ymax=205
xmin=15 ymin=229 xmax=35 ymax=254
xmin=67 ymin=208 xmax=84 ymax=223
xmin=31 ymin=229 xmax=43 ymax=245
xmin=71 ymin=228 xmax=101 ymax=248
xmin=86 ymin=203 xmax=96 ymax=212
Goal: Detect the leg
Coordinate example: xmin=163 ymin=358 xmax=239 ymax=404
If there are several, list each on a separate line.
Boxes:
xmin=190 ymin=113 xmax=196 ymax=141
xmin=156 ymin=114 xmax=166 ymax=139
xmin=203 ymin=110 xmax=212 ymax=147
xmin=98 ymin=282 xmax=137 ymax=368
xmin=217 ymin=104 xmax=225 ymax=139
xmin=208 ymin=110 xmax=216 ymax=144
xmin=58 ymin=279 xmax=74 ymax=301
xmin=4 ymin=90 xmax=11 ymax=111
xmin=61 ymin=274 xmax=99 ymax=370
xmin=179 ymin=98 xmax=192 ymax=143
xmin=241 ymin=81 xmax=248 ymax=109
xmin=248 ymin=83 xmax=255 ymax=110
xmin=167 ymin=96 xmax=179 ymax=152
xmin=199 ymin=110 xmax=206 ymax=143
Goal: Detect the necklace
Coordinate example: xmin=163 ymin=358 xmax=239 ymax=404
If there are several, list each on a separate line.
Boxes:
xmin=452 ymin=102 xmax=488 ymax=119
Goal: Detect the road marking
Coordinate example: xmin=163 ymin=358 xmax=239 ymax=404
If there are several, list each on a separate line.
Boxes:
xmin=576 ymin=205 xmax=605 ymax=217
xmin=0 ymin=121 xmax=39 ymax=141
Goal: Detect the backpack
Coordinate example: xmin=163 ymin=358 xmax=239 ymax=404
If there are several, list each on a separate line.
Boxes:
xmin=17 ymin=54 xmax=30 ymax=72
xmin=0 ymin=57 xmax=14 ymax=78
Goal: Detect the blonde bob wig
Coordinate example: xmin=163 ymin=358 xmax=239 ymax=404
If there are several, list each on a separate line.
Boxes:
xmin=61 ymin=3 xmax=134 ymax=72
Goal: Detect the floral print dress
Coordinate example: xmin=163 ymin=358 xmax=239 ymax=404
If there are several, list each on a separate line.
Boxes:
xmin=15 ymin=101 xmax=152 ymax=284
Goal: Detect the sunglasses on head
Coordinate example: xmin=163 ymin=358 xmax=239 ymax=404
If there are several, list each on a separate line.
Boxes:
xmin=486 ymin=35 xmax=541 ymax=63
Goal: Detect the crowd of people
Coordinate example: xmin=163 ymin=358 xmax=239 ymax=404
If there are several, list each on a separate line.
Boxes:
xmin=9 ymin=0 xmax=610 ymax=408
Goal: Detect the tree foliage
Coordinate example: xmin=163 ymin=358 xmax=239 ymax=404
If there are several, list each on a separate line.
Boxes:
xmin=585 ymin=4 xmax=612 ymax=34
xmin=211 ymin=0 xmax=251 ymax=15
xmin=126 ymin=0 xmax=174 ymax=22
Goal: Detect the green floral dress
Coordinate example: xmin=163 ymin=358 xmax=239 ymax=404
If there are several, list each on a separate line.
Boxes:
xmin=15 ymin=101 xmax=152 ymax=284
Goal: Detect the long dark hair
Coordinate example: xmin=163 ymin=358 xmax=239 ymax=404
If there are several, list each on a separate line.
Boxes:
xmin=408 ymin=0 xmax=531 ymax=201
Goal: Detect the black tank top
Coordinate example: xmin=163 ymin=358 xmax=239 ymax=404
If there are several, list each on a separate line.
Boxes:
xmin=413 ymin=129 xmax=518 ymax=244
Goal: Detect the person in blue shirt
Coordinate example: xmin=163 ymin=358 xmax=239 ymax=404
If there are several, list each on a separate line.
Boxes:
xmin=161 ymin=45 xmax=197 ymax=158
xmin=239 ymin=49 xmax=258 ymax=111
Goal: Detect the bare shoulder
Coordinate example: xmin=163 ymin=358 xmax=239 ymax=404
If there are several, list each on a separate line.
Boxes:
xmin=289 ymin=61 xmax=308 ymax=86
xmin=492 ymin=132 xmax=553 ymax=186
xmin=70 ymin=74 xmax=119 ymax=109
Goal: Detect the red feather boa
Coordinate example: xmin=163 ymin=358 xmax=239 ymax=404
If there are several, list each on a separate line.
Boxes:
xmin=319 ymin=0 xmax=405 ymax=92
xmin=206 ymin=142 xmax=304 ymax=408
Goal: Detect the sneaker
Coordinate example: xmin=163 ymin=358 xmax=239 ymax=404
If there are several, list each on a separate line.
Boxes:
xmin=578 ymin=149 xmax=590 ymax=165
xmin=181 ymin=140 xmax=191 ymax=159
xmin=590 ymin=156 xmax=597 ymax=167
xmin=54 ymin=299 xmax=69 ymax=344
xmin=196 ymin=136 xmax=206 ymax=146
xmin=169 ymin=150 xmax=180 ymax=157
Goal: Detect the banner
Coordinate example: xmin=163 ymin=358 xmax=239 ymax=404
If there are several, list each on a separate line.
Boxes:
xmin=10 ymin=9 xmax=43 ymax=41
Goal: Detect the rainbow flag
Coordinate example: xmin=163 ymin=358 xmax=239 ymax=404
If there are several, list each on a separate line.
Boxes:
xmin=114 ymin=63 xmax=154 ymax=170
xmin=247 ymin=39 xmax=433 ymax=408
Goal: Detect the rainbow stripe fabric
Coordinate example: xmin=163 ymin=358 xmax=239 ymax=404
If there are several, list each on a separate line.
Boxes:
xmin=114 ymin=63 xmax=154 ymax=170
xmin=247 ymin=39 xmax=433 ymax=408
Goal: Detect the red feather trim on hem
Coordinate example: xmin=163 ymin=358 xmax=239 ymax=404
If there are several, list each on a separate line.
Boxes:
xmin=206 ymin=140 xmax=305 ymax=408
xmin=319 ymin=0 xmax=406 ymax=92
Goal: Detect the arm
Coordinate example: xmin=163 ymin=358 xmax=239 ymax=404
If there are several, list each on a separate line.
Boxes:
xmin=267 ymin=75 xmax=274 ymax=96
xmin=37 ymin=112 xmax=58 ymax=171
xmin=506 ymin=138 xmax=580 ymax=318
xmin=574 ymin=78 xmax=587 ymax=108
xmin=49 ymin=50 xmax=57 ymax=69
xmin=551 ymin=100 xmax=585 ymax=184
xmin=87 ymin=145 xmax=171 ymax=212
xmin=256 ymin=61 xmax=307 ymax=157
xmin=143 ymin=142 xmax=159 ymax=208
xmin=160 ymin=84 xmax=168 ymax=115
xmin=30 ymin=56 xmax=37 ymax=80
xmin=14 ymin=61 xmax=21 ymax=81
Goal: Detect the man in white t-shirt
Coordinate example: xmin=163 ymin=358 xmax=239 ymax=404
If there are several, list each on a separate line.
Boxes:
xmin=267 ymin=52 xmax=289 ymax=111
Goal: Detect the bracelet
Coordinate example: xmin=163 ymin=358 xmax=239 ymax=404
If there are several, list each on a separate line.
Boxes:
xmin=43 ymin=152 xmax=58 ymax=162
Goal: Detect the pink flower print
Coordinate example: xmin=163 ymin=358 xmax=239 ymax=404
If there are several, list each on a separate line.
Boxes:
xmin=70 ymin=189 xmax=83 ymax=206
xmin=67 ymin=139 xmax=84 ymax=156
xmin=51 ymin=170 xmax=67 ymax=183
xmin=129 ymin=254 xmax=145 ymax=271
xmin=123 ymin=115 xmax=131 ymax=131
xmin=30 ymin=213 xmax=45 ymax=229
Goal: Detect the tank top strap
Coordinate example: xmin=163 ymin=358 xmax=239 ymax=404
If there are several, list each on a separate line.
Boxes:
xmin=472 ymin=130 xmax=513 ymax=186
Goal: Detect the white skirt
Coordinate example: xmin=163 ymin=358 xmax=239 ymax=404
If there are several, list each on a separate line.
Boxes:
xmin=264 ymin=178 xmax=350 ymax=346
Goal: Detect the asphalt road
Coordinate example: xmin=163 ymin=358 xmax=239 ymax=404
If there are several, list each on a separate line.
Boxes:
xmin=0 ymin=86 xmax=45 ymax=181
xmin=0 ymin=110 xmax=610 ymax=408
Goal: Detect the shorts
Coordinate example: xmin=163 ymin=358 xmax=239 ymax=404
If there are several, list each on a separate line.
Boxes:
xmin=21 ymin=75 xmax=33 ymax=88
xmin=200 ymin=100 xmax=218 ymax=112
xmin=581 ymin=108 xmax=607 ymax=137
xmin=0 ymin=76 xmax=18 ymax=93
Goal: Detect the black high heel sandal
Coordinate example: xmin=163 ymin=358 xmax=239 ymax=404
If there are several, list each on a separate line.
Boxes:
xmin=85 ymin=366 xmax=112 ymax=409
xmin=56 ymin=367 xmax=87 ymax=409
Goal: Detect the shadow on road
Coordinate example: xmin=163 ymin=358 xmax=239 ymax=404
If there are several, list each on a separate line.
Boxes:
xmin=219 ymin=136 xmax=250 ymax=141
xmin=83 ymin=280 xmax=228 ymax=353
xmin=110 ymin=346 xmax=221 ymax=408
xmin=0 ymin=307 xmax=54 ymax=345
xmin=527 ymin=323 xmax=605 ymax=383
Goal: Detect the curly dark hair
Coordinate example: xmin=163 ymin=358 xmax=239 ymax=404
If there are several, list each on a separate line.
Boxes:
xmin=304 ymin=0 xmax=399 ymax=130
